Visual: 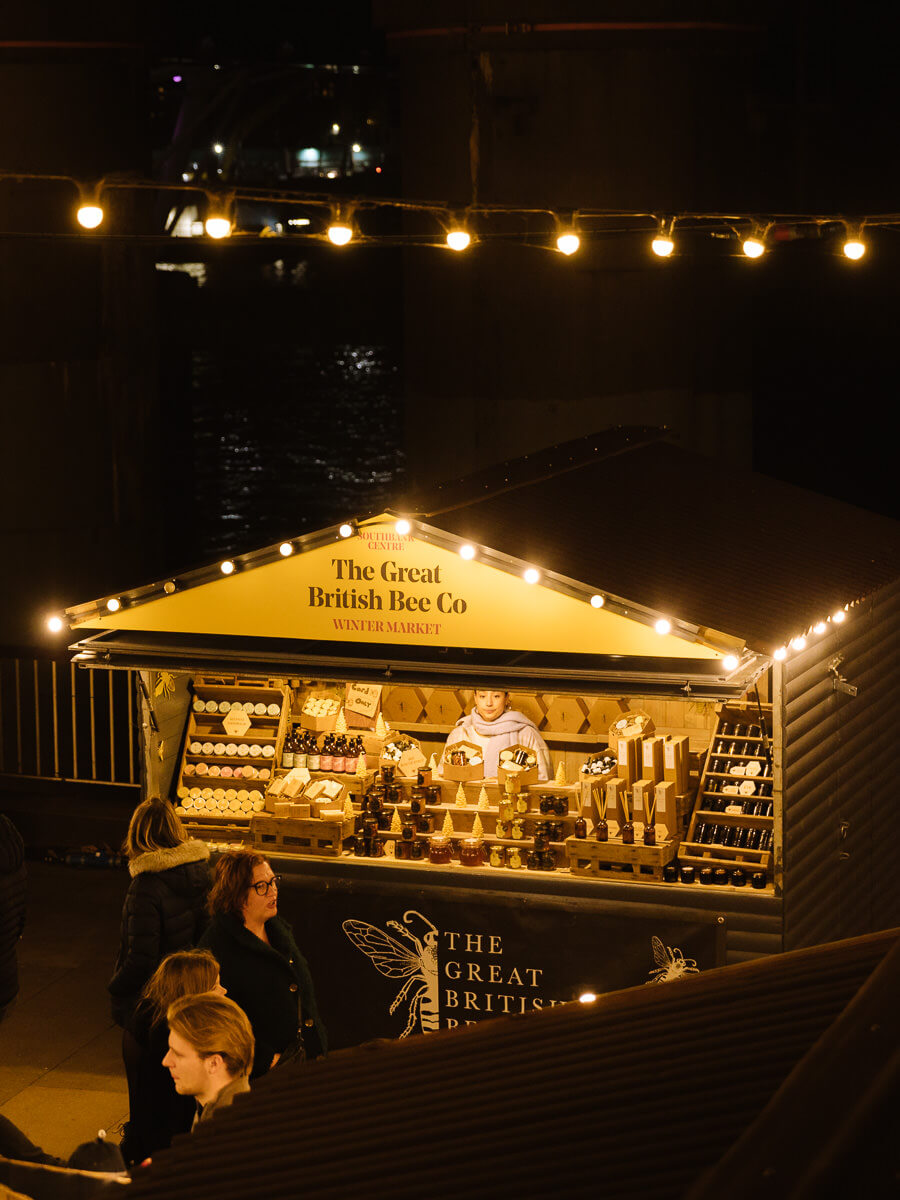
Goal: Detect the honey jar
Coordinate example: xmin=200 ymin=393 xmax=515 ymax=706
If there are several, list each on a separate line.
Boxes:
xmin=498 ymin=799 xmax=514 ymax=822
xmin=511 ymin=818 xmax=526 ymax=840
xmin=514 ymin=794 xmax=530 ymax=815
xmin=495 ymin=820 xmax=511 ymax=839
xmin=489 ymin=845 xmax=507 ymax=868
xmin=460 ymin=838 xmax=485 ymax=867
xmin=428 ymin=837 xmax=451 ymax=865
xmin=507 ymin=846 xmax=523 ymax=869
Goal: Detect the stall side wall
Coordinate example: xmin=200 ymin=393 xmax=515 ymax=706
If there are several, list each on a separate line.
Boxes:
xmin=781 ymin=577 xmax=900 ymax=950
xmin=138 ymin=669 xmax=192 ymax=803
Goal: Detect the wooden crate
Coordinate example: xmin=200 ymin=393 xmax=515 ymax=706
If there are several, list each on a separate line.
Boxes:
xmin=677 ymin=840 xmax=772 ymax=875
xmin=250 ymin=814 xmax=354 ymax=858
xmin=564 ymin=834 xmax=680 ymax=881
xmin=182 ymin=819 xmax=254 ymax=846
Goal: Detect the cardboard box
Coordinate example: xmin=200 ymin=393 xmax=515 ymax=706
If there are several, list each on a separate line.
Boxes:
xmin=441 ymin=739 xmax=485 ymax=782
xmin=653 ymin=780 xmax=677 ymax=838
xmin=616 ymin=736 xmax=641 ymax=786
xmin=664 ymin=736 xmax=689 ymax=795
xmin=640 ymin=737 xmax=665 ymax=784
xmin=380 ymin=736 xmax=427 ymax=779
xmin=631 ymin=779 xmax=655 ymax=825
xmin=298 ymin=692 xmax=341 ymax=733
xmin=605 ymin=777 xmax=628 ymax=826
xmin=497 ymin=744 xmax=540 ymax=789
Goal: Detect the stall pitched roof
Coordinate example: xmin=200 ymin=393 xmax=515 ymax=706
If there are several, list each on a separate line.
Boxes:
xmin=407 ymin=427 xmax=900 ymax=654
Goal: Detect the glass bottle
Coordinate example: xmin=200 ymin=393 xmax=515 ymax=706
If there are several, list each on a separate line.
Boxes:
xmin=594 ymin=818 xmax=609 ymax=842
xmin=574 ymin=815 xmax=587 ymax=838
xmin=620 ymin=821 xmax=635 ymax=845
xmin=643 ymin=823 xmax=656 ymax=846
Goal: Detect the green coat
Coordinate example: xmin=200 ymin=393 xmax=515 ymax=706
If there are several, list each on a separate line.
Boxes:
xmin=199 ymin=913 xmax=326 ymax=1077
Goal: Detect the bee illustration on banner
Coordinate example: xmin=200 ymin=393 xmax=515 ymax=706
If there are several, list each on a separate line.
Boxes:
xmin=646 ymin=935 xmax=700 ymax=984
xmin=342 ymin=910 xmax=440 ymax=1036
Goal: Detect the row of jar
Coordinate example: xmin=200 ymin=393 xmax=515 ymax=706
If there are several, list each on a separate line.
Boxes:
xmin=176 ymin=786 xmax=266 ymax=812
xmin=188 ymin=741 xmax=276 ymax=759
xmin=348 ymin=832 xmax=560 ymax=871
xmin=193 ymin=700 xmax=282 ymax=716
xmin=185 ymin=762 xmax=272 ymax=779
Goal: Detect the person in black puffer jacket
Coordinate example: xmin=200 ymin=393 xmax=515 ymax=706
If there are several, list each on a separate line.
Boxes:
xmin=108 ymin=797 xmax=211 ymax=1027
xmin=0 ymin=812 xmax=27 ymax=1021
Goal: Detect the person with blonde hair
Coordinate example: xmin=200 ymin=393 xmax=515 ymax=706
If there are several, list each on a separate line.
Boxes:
xmin=108 ymin=796 xmax=210 ymax=1027
xmin=121 ymin=949 xmax=225 ymax=1165
xmin=163 ymin=993 xmax=254 ymax=1125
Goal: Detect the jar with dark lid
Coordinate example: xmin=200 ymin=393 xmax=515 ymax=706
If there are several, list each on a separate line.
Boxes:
xmin=416 ymin=769 xmax=429 ymax=786
xmin=539 ymin=850 xmax=557 ymax=871
xmin=416 ymin=814 xmax=433 ymax=834
xmin=662 ymin=863 xmax=679 ymax=882
xmin=751 ymin=871 xmax=767 ymax=889
xmin=713 ymin=867 xmax=729 ymax=885
xmin=376 ymin=812 xmax=390 ymax=831
xmin=428 ymin=837 xmax=451 ymax=865
xmin=539 ymin=795 xmax=554 ymax=815
xmin=409 ymin=839 xmax=424 ymax=860
xmin=396 ymin=840 xmax=411 ymax=860
xmin=574 ymin=816 xmax=588 ymax=838
xmin=533 ymin=831 xmax=550 ymax=852
xmin=730 ymin=868 xmax=746 ymax=887
xmin=680 ymin=865 xmax=696 ymax=884
xmin=387 ymin=785 xmax=400 ymax=805
xmin=460 ymin=839 xmax=485 ymax=867
xmin=594 ymin=818 xmax=609 ymax=842
xmin=426 ymin=786 xmax=441 ymax=806
xmin=410 ymin=795 xmax=425 ymax=816
xmin=699 ymin=867 xmax=714 ymax=885
xmin=381 ymin=765 xmax=396 ymax=783
xmin=547 ymin=820 xmax=564 ymax=842
xmin=621 ymin=821 xmax=635 ymax=845
xmin=401 ymin=823 xmax=415 ymax=842
xmin=354 ymin=837 xmax=369 ymax=857
xmin=643 ymin=824 xmax=657 ymax=846
xmin=495 ymin=819 xmax=511 ymax=839
xmin=371 ymin=837 xmax=385 ymax=857
xmin=367 ymin=794 xmax=383 ymax=815
xmin=526 ymin=850 xmax=541 ymax=870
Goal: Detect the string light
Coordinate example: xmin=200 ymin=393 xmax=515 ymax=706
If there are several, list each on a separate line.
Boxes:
xmin=742 ymin=235 xmax=766 ymax=258
xmin=279 ymin=542 xmax=294 ymax=556
xmin=556 ymin=232 xmax=580 ymax=256
xmin=790 ymin=635 xmax=807 ymax=651
xmin=339 ymin=523 xmax=354 ymax=538
xmin=47 ymin=616 xmax=64 ymax=633
xmin=578 ymin=992 xmax=597 ymax=1003
xmin=590 ymin=594 xmax=605 ymax=608
xmin=220 ymin=560 xmax=235 ymax=575
xmin=842 ymin=224 xmax=866 ymax=260
xmin=832 ymin=610 xmax=847 ymax=624
xmin=654 ymin=618 xmax=671 ymax=635
xmin=723 ymin=655 xmax=739 ymax=671
xmin=651 ymin=216 xmax=675 ymax=258
xmin=106 ymin=598 xmax=121 ymax=612
xmin=813 ymin=621 xmax=827 ymax=635
xmin=523 ymin=568 xmax=540 ymax=585
xmin=774 ymin=646 xmax=787 ymax=661
xmin=459 ymin=544 xmax=476 ymax=560
xmin=163 ymin=580 xmax=177 ymax=594
xmin=394 ymin=519 xmax=411 ymax=536
xmin=446 ymin=229 xmax=471 ymax=252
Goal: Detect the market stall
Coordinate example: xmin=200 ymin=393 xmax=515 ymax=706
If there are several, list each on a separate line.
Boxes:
xmin=62 ymin=431 xmax=900 ymax=1047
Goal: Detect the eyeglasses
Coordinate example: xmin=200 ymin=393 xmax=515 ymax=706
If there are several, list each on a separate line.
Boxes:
xmin=250 ymin=874 xmax=282 ymax=896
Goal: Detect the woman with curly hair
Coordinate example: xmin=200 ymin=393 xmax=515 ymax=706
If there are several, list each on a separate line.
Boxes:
xmin=199 ymin=849 xmax=326 ymax=1077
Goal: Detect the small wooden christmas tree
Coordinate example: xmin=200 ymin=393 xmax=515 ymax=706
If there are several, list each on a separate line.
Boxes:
xmin=455 ymin=782 xmax=468 ymax=807
xmin=355 ymin=753 xmax=368 ymax=778
xmin=554 ymin=760 xmax=567 ymax=786
xmin=375 ymin=712 xmax=388 ymax=739
xmin=335 ymin=707 xmax=348 ymax=735
xmin=477 ymin=785 xmax=490 ymax=809
xmin=471 ymin=812 xmax=484 ymax=839
xmin=390 ymin=807 xmax=403 ymax=834
xmin=441 ymin=811 xmax=455 ymax=837
xmin=342 ymin=795 xmax=354 ymax=822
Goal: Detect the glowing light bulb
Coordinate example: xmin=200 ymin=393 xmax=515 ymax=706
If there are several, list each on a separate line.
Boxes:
xmin=279 ymin=542 xmax=293 ymax=557
xmin=106 ymin=598 xmax=121 ymax=613
xmin=523 ymin=568 xmax=540 ymax=585
xmin=723 ymin=655 xmax=739 ymax=671
xmin=774 ymin=646 xmax=787 ymax=661
xmin=339 ymin=523 xmax=354 ymax=538
xmin=843 ymin=239 xmax=865 ymax=260
xmin=205 ymin=217 xmax=232 ymax=239
xmin=813 ymin=621 xmax=827 ymax=635
xmin=590 ymin=594 xmax=605 ymax=609
xmin=556 ymin=233 xmax=580 ymax=256
xmin=832 ymin=610 xmax=847 ymax=624
xmin=651 ymin=236 xmax=674 ymax=258
xmin=220 ymin=560 xmax=235 ymax=575
xmin=77 ymin=205 xmax=104 ymax=229
xmin=446 ymin=230 xmax=471 ymax=252
xmin=332 ymin=123 xmax=340 ymax=134
xmin=790 ymin=636 xmax=807 ymax=651
xmin=327 ymin=224 xmax=353 ymax=246
xmin=213 ymin=143 xmax=224 ymax=155
xmin=578 ymin=992 xmax=597 ymax=1004
xmin=352 ymin=143 xmax=361 ymax=153
xmin=394 ymin=519 xmax=411 ymax=536
xmin=47 ymin=616 xmax=64 ymax=633
xmin=459 ymin=544 xmax=476 ymax=560
xmin=164 ymin=581 xmax=177 ymax=594
xmin=742 ymin=237 xmax=765 ymax=258
xmin=655 ymin=618 xmax=671 ymax=635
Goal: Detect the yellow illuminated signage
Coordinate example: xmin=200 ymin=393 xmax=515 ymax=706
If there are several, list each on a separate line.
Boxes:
xmin=73 ymin=519 xmax=720 ymax=660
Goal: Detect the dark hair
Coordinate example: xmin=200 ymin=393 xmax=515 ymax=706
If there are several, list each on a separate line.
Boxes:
xmin=124 ymin=797 xmax=186 ymax=859
xmin=207 ymin=848 xmax=268 ymax=919
xmin=167 ymin=993 xmax=254 ymax=1078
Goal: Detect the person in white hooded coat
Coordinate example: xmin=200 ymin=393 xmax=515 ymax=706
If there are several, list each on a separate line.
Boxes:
xmin=444 ymin=689 xmax=552 ymax=780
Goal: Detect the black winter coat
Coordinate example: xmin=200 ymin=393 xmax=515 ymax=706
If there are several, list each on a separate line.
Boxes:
xmin=0 ymin=814 xmax=26 ymax=1009
xmin=199 ymin=912 xmax=326 ymax=1077
xmin=108 ymin=839 xmax=211 ymax=1026
xmin=121 ymin=997 xmax=195 ymax=1165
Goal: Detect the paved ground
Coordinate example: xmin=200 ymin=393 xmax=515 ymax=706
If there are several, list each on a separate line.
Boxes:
xmin=0 ymin=860 xmax=131 ymax=1161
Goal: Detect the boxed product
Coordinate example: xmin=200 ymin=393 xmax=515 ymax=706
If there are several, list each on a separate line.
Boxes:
xmin=497 ymin=744 xmax=539 ymax=789
xmin=379 ymin=735 xmax=427 ymax=778
xmin=441 ymin=739 xmax=485 ymax=782
xmin=299 ymin=693 xmax=341 ymax=733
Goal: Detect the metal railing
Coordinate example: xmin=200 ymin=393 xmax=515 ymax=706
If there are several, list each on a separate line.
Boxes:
xmin=0 ymin=656 xmax=140 ymax=787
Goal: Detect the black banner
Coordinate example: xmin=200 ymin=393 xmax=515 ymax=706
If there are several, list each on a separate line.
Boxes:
xmin=277 ymin=868 xmax=725 ymax=1051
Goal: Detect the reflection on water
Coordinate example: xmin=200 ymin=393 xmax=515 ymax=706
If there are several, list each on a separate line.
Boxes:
xmin=191 ymin=341 xmax=404 ymax=556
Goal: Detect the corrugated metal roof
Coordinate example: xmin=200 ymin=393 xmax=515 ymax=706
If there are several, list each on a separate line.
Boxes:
xmin=407 ymin=429 xmax=900 ymax=654
xmin=127 ymin=928 xmax=897 ymax=1200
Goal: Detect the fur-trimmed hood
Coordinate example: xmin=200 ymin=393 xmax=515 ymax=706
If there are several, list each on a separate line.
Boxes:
xmin=129 ymin=838 xmax=210 ymax=878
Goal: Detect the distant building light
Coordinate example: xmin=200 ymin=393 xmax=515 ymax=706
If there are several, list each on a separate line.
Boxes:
xmin=352 ymin=143 xmax=361 ymax=153
xmin=375 ymin=166 xmax=382 ymax=173
xmin=326 ymin=170 xmax=339 ymax=179
xmin=299 ymin=148 xmax=320 ymax=163
xmin=181 ymin=172 xmax=192 ymax=182
xmin=288 ymin=217 xmax=311 ymax=226
xmin=172 ymin=74 xmax=182 ymax=83
xmin=213 ymin=143 xmax=224 ymax=154
xmin=332 ymin=123 xmax=340 ymax=134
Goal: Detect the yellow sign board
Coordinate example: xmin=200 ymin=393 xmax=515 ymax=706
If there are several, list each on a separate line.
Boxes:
xmin=73 ymin=519 xmax=719 ymax=660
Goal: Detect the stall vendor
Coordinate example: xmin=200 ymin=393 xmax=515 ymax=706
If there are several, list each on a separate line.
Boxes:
xmin=444 ymin=690 xmax=552 ymax=780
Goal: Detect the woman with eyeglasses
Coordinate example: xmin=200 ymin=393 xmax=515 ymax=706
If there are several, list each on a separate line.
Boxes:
xmin=199 ymin=849 xmax=326 ymax=1076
